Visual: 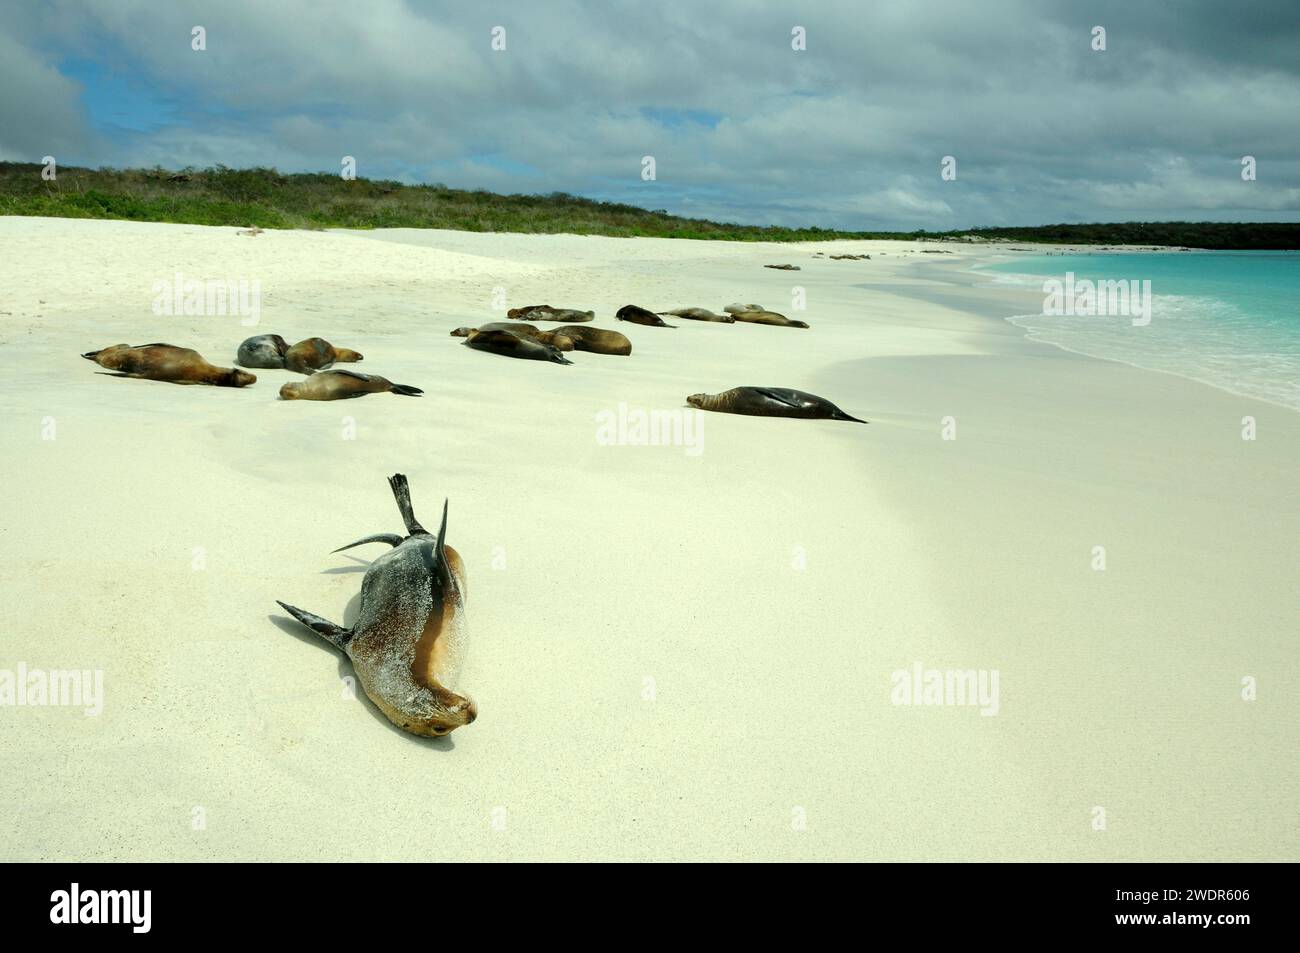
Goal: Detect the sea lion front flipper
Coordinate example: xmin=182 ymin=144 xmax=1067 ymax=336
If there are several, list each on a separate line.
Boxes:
xmin=332 ymin=369 xmax=375 ymax=382
xmin=388 ymin=473 xmax=428 ymax=536
xmin=276 ymin=600 xmax=352 ymax=650
xmin=332 ymin=534 xmax=404 ymax=553
xmin=752 ymin=387 xmax=804 ymax=410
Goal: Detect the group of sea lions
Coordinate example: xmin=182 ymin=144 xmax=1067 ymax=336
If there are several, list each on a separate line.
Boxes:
xmin=81 ymin=334 xmax=423 ymax=401
xmin=86 ymin=291 xmax=864 ymax=741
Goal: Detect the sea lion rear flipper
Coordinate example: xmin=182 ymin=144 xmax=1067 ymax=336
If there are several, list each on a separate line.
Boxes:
xmin=332 ymin=534 xmax=404 ymax=553
xmin=388 ymin=473 xmax=428 ymax=536
xmin=389 ymin=384 xmax=424 ymax=396
xmin=275 ymin=600 xmax=352 ymax=650
xmin=832 ymin=410 xmax=869 ymax=424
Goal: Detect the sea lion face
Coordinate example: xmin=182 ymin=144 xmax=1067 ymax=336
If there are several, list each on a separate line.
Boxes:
xmin=333 ymin=347 xmax=364 ymax=363
xmin=279 ymin=382 xmax=302 ymax=399
xmin=686 ymin=393 xmax=706 ymax=409
xmin=421 ymin=687 xmax=478 ymax=736
xmin=231 ymin=369 xmax=258 ymax=387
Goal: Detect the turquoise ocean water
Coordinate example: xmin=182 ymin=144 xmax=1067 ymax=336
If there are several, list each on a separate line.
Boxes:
xmin=977 ymin=252 xmax=1300 ymax=410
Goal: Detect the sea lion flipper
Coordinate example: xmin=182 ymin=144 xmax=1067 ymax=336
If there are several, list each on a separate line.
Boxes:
xmin=752 ymin=387 xmax=804 ymax=410
xmin=388 ymin=473 xmax=428 ymax=536
xmin=332 ymin=534 xmax=404 ymax=553
xmin=276 ymin=600 xmax=352 ymax=650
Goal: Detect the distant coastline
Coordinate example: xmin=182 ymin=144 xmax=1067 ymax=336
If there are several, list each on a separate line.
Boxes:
xmin=2 ymin=161 xmax=1297 ymax=249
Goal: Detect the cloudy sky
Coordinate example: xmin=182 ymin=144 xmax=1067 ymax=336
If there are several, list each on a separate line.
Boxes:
xmin=2 ymin=0 xmax=1297 ymax=230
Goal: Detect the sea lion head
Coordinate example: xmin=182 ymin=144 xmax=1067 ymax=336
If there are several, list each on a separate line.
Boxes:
xmin=421 ymin=685 xmax=479 ymax=736
xmin=229 ymin=369 xmax=258 ymax=387
xmin=449 ymin=327 xmax=477 ymax=337
xmin=333 ymin=347 xmax=364 ymax=362
xmin=279 ymin=381 xmax=303 ymax=400
xmin=686 ymin=393 xmax=708 ymax=409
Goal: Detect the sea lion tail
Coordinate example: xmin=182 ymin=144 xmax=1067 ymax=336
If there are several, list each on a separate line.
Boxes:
xmin=332 ymin=534 xmax=404 ymax=553
xmin=275 ymin=600 xmax=352 ymax=650
xmin=389 ymin=384 xmax=424 ymax=396
xmin=834 ymin=411 xmax=869 ymax=424
xmin=388 ymin=473 xmax=429 ymax=536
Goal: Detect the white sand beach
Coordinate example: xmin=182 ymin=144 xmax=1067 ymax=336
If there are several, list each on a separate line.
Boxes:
xmin=0 ymin=217 xmax=1295 ymax=861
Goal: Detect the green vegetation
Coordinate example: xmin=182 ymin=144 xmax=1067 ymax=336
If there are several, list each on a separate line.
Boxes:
xmin=1 ymin=162 xmax=1296 ymax=248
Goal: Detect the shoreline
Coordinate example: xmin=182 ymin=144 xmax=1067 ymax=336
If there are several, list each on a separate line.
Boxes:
xmin=1 ymin=217 xmax=1294 ymax=861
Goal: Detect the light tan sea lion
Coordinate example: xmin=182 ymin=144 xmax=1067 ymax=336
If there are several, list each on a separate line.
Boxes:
xmin=277 ymin=474 xmax=475 ymax=738
xmin=465 ymin=328 xmax=573 ymax=364
xmin=82 ymin=344 xmax=256 ymax=387
xmin=723 ymin=303 xmax=765 ymax=314
xmin=660 ymin=307 xmax=735 ymax=323
xmin=283 ymin=337 xmax=365 ymax=374
xmin=728 ymin=308 xmax=810 ymax=329
xmin=451 ymin=323 xmax=574 ymax=350
xmin=547 ymin=325 xmax=632 ymax=356
xmin=279 ymin=369 xmax=423 ymax=400
xmin=506 ymin=305 xmax=594 ymax=322
xmin=616 ymin=304 xmax=676 ymax=328
xmin=236 ymin=334 xmax=290 ymax=368
xmin=686 ymin=387 xmax=866 ymax=423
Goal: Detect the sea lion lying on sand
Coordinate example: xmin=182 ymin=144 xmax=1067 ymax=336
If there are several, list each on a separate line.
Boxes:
xmin=83 ymin=344 xmax=256 ymax=387
xmin=283 ymin=337 xmax=365 ymax=374
xmin=616 ymin=305 xmax=676 ymax=328
xmin=722 ymin=304 xmax=809 ymax=328
xmin=687 ymin=387 xmax=866 ymax=423
xmin=279 ymin=370 xmax=423 ymax=400
xmin=236 ymin=334 xmax=290 ymax=368
xmin=547 ymin=325 xmax=632 ymax=356
xmin=465 ymin=328 xmax=573 ymax=364
xmin=660 ymin=307 xmax=734 ymax=323
xmin=450 ymin=323 xmax=575 ymax=351
xmin=506 ymin=305 xmax=594 ymax=322
xmin=277 ymin=474 xmax=476 ymax=738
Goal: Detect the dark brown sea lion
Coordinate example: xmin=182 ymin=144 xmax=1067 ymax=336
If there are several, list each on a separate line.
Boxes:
xmin=236 ymin=333 xmax=290 ymax=368
xmin=465 ymin=328 xmax=573 ymax=364
xmin=547 ymin=325 xmax=632 ymax=356
xmin=686 ymin=387 xmax=866 ymax=423
xmin=451 ymin=323 xmax=575 ymax=350
xmin=279 ymin=370 xmax=423 ymax=400
xmin=277 ymin=474 xmax=475 ymax=738
xmin=660 ymin=307 xmax=735 ymax=323
xmin=616 ymin=305 xmax=676 ymax=328
xmin=505 ymin=305 xmax=594 ymax=322
xmin=82 ymin=344 xmax=256 ymax=387
xmin=283 ymin=337 xmax=365 ymax=374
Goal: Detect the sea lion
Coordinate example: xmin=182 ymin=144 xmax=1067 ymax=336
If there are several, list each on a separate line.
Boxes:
xmin=764 ymin=264 xmax=801 ymax=270
xmin=279 ymin=369 xmax=423 ymax=401
xmin=451 ymin=323 xmax=575 ymax=351
xmin=686 ymin=387 xmax=866 ymax=423
xmin=283 ymin=337 xmax=365 ymax=374
xmin=728 ymin=308 xmax=810 ymax=329
xmin=723 ymin=303 xmax=765 ymax=314
xmin=82 ymin=344 xmax=256 ymax=387
xmin=616 ymin=305 xmax=676 ymax=328
xmin=660 ymin=307 xmax=735 ymax=323
xmin=236 ymin=333 xmax=290 ymax=368
xmin=547 ymin=325 xmax=632 ymax=356
xmin=465 ymin=328 xmax=573 ymax=364
xmin=277 ymin=474 xmax=475 ymax=738
xmin=505 ymin=305 xmax=594 ymax=322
